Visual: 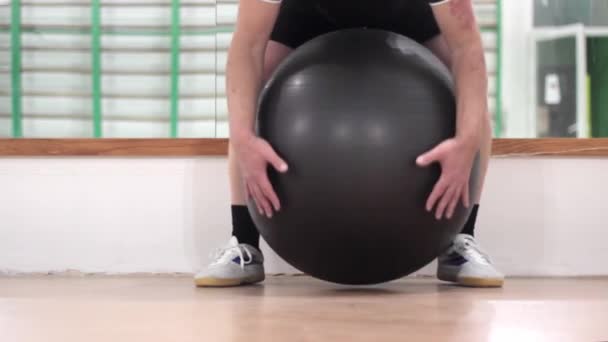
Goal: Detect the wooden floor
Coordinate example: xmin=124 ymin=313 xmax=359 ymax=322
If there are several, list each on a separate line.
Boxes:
xmin=1 ymin=276 xmax=607 ymax=342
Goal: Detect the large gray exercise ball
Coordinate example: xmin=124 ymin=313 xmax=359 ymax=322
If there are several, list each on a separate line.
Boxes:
xmin=248 ymin=28 xmax=479 ymax=285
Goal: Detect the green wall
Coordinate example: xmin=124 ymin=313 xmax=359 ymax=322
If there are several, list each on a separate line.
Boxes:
xmin=588 ymin=38 xmax=608 ymax=137
xmin=538 ymin=38 xmax=576 ymax=66
xmin=534 ymin=0 xmax=608 ymax=27
xmin=534 ymin=0 xmax=591 ymax=26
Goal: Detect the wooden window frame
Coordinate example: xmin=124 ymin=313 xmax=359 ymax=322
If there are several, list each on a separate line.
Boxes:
xmin=1 ymin=139 xmax=608 ymax=157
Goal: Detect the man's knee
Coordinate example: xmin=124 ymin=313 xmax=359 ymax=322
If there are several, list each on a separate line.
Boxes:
xmin=263 ymin=41 xmax=293 ymax=81
xmin=424 ymin=35 xmax=453 ymax=69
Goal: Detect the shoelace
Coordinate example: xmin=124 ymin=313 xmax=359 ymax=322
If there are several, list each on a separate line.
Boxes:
xmin=459 ymin=236 xmax=492 ymax=265
xmin=210 ymin=244 xmax=254 ymax=269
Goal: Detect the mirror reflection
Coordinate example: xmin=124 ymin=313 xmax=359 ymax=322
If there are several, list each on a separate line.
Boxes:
xmin=0 ymin=0 xmax=606 ymax=138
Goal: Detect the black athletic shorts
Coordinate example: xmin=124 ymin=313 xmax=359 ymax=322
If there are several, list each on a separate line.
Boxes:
xmin=270 ymin=0 xmax=442 ymax=49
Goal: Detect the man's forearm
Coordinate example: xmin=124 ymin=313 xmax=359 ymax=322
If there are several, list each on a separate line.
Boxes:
xmin=226 ymin=40 xmax=266 ymax=143
xmin=451 ymin=42 xmax=488 ymax=146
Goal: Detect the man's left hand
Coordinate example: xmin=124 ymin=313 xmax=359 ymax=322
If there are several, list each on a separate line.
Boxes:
xmin=416 ymin=138 xmax=478 ymax=220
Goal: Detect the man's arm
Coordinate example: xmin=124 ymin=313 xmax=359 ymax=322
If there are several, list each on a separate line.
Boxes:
xmin=417 ymin=0 xmax=488 ymax=219
xmin=227 ymin=0 xmax=288 ymax=218
xmin=430 ymin=0 xmax=488 ymax=146
xmin=227 ymin=0 xmax=280 ymax=142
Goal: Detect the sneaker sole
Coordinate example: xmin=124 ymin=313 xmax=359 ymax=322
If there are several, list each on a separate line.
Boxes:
xmin=194 ymin=275 xmax=265 ymax=288
xmin=456 ymin=276 xmax=504 ymax=288
xmin=438 ymin=270 xmax=504 ymax=288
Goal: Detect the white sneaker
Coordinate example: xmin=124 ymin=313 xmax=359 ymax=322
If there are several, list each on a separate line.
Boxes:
xmin=194 ymin=237 xmax=265 ymax=287
xmin=437 ymin=234 xmax=504 ymax=288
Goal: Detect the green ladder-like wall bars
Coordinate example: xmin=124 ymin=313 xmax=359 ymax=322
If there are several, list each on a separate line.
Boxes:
xmin=2 ymin=0 xmax=503 ymax=139
xmin=9 ymin=0 xmax=22 ymax=137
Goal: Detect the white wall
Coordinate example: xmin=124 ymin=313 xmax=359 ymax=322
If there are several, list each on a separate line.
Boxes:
xmin=1 ymin=156 xmax=607 ymax=277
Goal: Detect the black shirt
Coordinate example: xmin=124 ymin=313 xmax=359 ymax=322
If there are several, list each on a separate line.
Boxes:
xmin=270 ymin=0 xmax=446 ymax=47
xmin=286 ymin=0 xmax=445 ymax=30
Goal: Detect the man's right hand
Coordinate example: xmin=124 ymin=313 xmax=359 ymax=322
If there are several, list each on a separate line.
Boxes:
xmin=234 ymin=134 xmax=289 ymax=218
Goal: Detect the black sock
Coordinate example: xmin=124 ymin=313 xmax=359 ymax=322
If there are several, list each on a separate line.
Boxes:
xmin=461 ymin=204 xmax=479 ymax=237
xmin=231 ymin=205 xmax=260 ymax=248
